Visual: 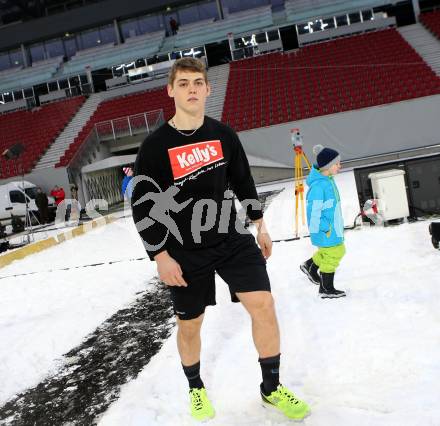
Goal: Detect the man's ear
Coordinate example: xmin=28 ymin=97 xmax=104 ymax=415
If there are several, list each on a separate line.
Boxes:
xmin=206 ymin=82 xmax=211 ymax=97
xmin=167 ymin=83 xmax=174 ymax=98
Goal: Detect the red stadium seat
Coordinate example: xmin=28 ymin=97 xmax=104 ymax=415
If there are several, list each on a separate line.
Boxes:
xmin=221 ymin=29 xmax=440 ymax=132
xmin=0 ymin=97 xmax=85 ymax=178
xmin=55 ymin=87 xmax=174 ymax=167
xmin=420 ymin=10 xmax=440 ymax=40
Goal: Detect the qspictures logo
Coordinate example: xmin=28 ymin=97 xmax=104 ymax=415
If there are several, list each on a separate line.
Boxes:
xmin=168 ymin=140 xmax=224 ymax=180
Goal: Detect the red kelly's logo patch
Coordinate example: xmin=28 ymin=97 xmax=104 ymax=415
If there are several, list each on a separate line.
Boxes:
xmin=168 ymin=140 xmax=224 ymax=180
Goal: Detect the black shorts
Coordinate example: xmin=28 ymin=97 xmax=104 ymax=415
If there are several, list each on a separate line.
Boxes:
xmin=167 ymin=232 xmax=271 ymax=320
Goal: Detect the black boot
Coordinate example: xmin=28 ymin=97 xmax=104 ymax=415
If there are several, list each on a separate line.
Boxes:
xmin=429 ymin=223 xmax=440 ymax=249
xmin=319 ymin=272 xmax=346 ymax=298
xmin=300 ymin=258 xmax=320 ymax=285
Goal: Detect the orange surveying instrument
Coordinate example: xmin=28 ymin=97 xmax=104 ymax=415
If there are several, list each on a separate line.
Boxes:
xmin=291 ymin=128 xmax=311 ymax=237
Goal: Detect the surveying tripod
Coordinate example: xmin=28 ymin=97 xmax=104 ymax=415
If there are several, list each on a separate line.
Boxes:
xmin=291 ymin=129 xmax=311 ymax=237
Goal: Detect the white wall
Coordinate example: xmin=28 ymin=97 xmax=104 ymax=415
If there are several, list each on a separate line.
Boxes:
xmin=238 ymin=95 xmax=440 ymax=168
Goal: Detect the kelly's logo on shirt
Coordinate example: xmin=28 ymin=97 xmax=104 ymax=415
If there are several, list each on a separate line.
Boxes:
xmin=168 ymin=140 xmax=224 ymax=180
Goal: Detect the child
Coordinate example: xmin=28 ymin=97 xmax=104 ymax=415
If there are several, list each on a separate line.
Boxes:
xmin=300 ymin=144 xmax=346 ymax=298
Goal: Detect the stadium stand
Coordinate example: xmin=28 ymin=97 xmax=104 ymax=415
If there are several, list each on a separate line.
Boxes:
xmin=173 ymin=5 xmax=273 ymax=49
xmin=0 ymin=56 xmax=63 ymax=93
xmin=420 ymin=10 xmax=440 ymax=40
xmin=60 ymin=31 xmax=165 ymax=77
xmin=284 ymin=0 xmax=390 ymax=23
xmin=0 ymin=96 xmax=85 ymax=178
xmin=0 ymin=31 xmax=165 ymax=97
xmin=56 ymin=87 xmax=174 ymax=166
xmin=222 ymin=29 xmax=440 ymax=131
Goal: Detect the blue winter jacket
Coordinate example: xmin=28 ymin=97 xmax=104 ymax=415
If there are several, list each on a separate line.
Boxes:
xmin=306 ymin=166 xmax=344 ymax=247
xmin=122 ymin=175 xmax=133 ymax=198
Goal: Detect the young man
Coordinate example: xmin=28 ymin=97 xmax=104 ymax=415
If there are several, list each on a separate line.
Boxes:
xmin=131 ymin=58 xmax=310 ymax=421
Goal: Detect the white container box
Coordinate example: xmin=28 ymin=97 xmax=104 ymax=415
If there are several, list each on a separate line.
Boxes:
xmin=368 ymin=169 xmax=410 ymax=221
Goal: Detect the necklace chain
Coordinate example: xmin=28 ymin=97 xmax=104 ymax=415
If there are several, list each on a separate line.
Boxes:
xmin=170 ymin=118 xmax=201 ymax=137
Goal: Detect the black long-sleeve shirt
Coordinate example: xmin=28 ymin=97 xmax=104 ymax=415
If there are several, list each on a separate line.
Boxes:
xmin=131 ymin=116 xmax=262 ymax=260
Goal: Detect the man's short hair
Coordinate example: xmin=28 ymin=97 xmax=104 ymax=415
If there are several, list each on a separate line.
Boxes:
xmin=168 ymin=57 xmax=208 ymax=86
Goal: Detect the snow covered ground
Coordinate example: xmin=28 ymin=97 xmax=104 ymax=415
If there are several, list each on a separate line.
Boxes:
xmin=1 ymin=208 xmax=128 ymax=252
xmin=1 ymin=170 xmax=439 ymax=425
xmin=0 ymin=215 xmax=154 ymax=406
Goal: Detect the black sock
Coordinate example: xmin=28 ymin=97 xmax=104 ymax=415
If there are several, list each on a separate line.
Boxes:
xmin=259 ymin=354 xmax=280 ymax=395
xmin=182 ymin=361 xmax=204 ymax=389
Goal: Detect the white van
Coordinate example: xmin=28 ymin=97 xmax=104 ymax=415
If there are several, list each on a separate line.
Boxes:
xmin=0 ymin=180 xmax=57 ymax=225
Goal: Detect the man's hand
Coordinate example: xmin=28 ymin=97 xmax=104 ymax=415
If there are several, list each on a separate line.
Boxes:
xmin=154 ymin=251 xmax=187 ymax=287
xmin=253 ymin=218 xmax=272 ymax=259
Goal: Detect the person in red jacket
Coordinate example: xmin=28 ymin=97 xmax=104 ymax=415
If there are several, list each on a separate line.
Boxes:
xmin=50 ymin=185 xmax=65 ymax=205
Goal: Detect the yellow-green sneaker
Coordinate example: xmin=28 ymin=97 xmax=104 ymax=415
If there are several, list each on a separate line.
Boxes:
xmin=189 ymin=387 xmax=215 ymax=421
xmin=260 ymin=383 xmax=310 ymax=420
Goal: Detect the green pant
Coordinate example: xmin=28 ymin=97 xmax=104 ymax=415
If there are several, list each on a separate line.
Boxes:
xmin=312 ymin=243 xmax=346 ymax=273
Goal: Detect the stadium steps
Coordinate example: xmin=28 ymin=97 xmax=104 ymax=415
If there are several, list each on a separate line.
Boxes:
xmin=272 ymin=9 xmax=287 ymax=26
xmin=398 ymin=23 xmax=440 ymax=77
xmin=158 ymin=36 xmax=176 ymax=54
xmin=34 ymin=94 xmax=103 ymax=170
xmin=205 ymin=64 xmax=230 ymax=121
